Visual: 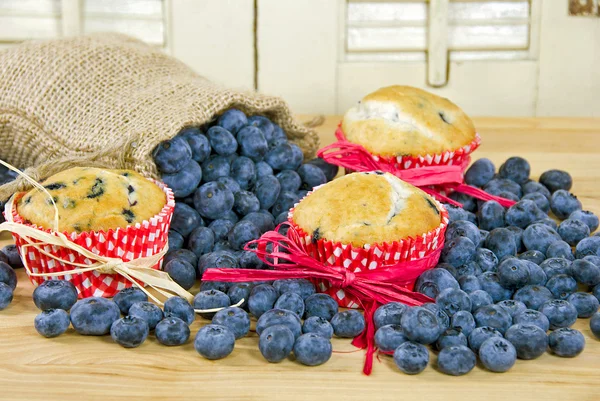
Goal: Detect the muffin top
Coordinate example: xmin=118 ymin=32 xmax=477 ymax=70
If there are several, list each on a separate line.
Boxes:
xmin=341 ymin=85 xmax=476 ymax=157
xmin=17 ymin=167 xmax=166 ymax=233
xmin=291 ymin=172 xmax=442 ymax=247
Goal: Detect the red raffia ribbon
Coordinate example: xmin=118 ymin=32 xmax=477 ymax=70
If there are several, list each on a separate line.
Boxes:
xmin=317 ymin=126 xmax=516 ymax=208
xmin=201 ymin=224 xmax=440 ymax=375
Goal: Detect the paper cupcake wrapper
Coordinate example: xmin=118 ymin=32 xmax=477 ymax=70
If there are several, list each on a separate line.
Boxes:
xmin=7 ymin=179 xmax=175 ymax=298
xmin=334 ymin=125 xmax=480 ymax=170
xmin=287 ymin=189 xmax=449 ymax=308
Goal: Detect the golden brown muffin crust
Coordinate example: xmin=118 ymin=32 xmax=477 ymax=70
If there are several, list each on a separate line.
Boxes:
xmin=17 ymin=167 xmax=166 ymax=233
xmin=341 ymin=85 xmax=476 ymax=157
xmin=291 ymin=172 xmax=441 ymax=247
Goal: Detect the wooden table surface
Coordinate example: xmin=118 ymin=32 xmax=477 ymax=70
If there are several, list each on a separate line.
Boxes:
xmin=1 ymin=116 xmax=600 ymax=401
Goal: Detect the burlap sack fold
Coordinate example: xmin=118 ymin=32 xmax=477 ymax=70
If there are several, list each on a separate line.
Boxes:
xmin=0 ymin=33 xmax=319 ymax=200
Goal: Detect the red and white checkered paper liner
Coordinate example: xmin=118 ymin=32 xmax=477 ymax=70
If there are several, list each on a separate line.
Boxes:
xmin=287 ymin=190 xmax=449 ymax=308
xmin=335 ymin=125 xmax=481 ymax=170
xmin=7 ymin=179 xmax=175 ymax=298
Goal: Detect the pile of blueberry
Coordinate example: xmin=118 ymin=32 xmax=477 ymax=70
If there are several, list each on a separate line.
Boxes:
xmin=26 ymin=274 xmax=365 ymax=366
xmin=152 ymin=109 xmax=337 ymax=291
xmin=0 ymin=245 xmax=22 ymax=310
xmin=374 ymin=157 xmax=600 ymax=376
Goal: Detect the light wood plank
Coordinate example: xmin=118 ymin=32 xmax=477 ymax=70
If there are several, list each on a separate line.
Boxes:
xmin=427 ymin=0 xmax=450 ymax=86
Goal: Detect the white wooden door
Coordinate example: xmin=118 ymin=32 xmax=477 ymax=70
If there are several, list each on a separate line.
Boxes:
xmin=256 ymin=0 xmax=600 ymax=117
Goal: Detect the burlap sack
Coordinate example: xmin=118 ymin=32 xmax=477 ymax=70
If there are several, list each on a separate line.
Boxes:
xmin=0 ymin=33 xmax=319 ymax=200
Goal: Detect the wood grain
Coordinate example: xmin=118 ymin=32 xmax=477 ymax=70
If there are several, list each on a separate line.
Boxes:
xmin=1 ymin=116 xmax=600 ymax=401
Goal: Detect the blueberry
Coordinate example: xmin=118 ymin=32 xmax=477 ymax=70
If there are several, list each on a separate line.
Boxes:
xmin=522 ymin=192 xmax=551 ymax=214
xmin=242 ymin=212 xmax=275 ymax=234
xmin=547 ymin=328 xmax=584 ymax=358
xmin=195 ymin=324 xmax=235 ymax=360
xmin=522 ymin=260 xmax=547 ymax=286
xmin=227 ymin=283 xmax=252 ymax=310
xmin=374 ymin=324 xmax=408 ymax=352
xmin=475 ymin=248 xmax=499 ymax=273
xmin=590 ymin=313 xmax=600 ymax=339
xmin=513 ymin=309 xmax=550 ymax=332
xmin=216 ymin=176 xmax=241 ymax=195
xmin=505 ymin=200 xmax=545 ymax=229
xmin=523 ymin=223 xmax=562 ymax=253
xmin=0 ymin=262 xmax=17 ymax=290
xmin=436 ymin=328 xmax=468 ymax=350
xmin=519 ymin=250 xmax=546 ymax=266
xmin=206 ymin=126 xmax=238 ymax=156
xmin=473 ymin=304 xmax=512 ymax=334
xmin=179 ymin=127 xmax=211 ymax=163
xmin=269 ymin=124 xmax=288 ymax=147
xmin=567 ymin=292 xmax=599 ymax=318
xmin=258 ymin=324 xmax=295 ymax=363
xmin=238 ymin=250 xmax=266 ymax=269
xmin=571 ymin=259 xmax=600 ymax=286
xmin=271 ymin=279 xmax=315 ymax=300
xmin=304 ymin=293 xmax=338 ymax=321
xmin=233 ymin=190 xmax=260 ymax=217
xmin=34 ymin=309 xmax=70 ymax=338
xmin=168 ymin=230 xmax=184 ymax=250
xmin=550 ymin=190 xmax=582 ymax=220
xmin=444 ymin=204 xmax=477 ymax=225
xmin=248 ymin=115 xmax=275 ymax=142
xmin=393 ymin=341 xmax=429 ymax=375
xmin=479 ymin=337 xmax=517 ymax=373
xmin=485 ymin=178 xmax=522 ymax=198
xmin=446 ymin=220 xmax=481 ymax=247
xmin=540 ymin=169 xmax=572 ymax=193
xmin=248 ymin=284 xmax=279 ymax=318
xmin=437 ymin=345 xmax=476 ymax=376
xmin=154 ymin=316 xmax=190 ymax=346
xmin=373 ymin=302 xmax=408 ymax=329
xmin=230 ymin=156 xmax=257 ymax=190
xmin=193 ymin=290 xmax=231 ymax=319
xmin=422 ymin=303 xmax=450 ymax=333
xmin=265 ymin=143 xmax=303 ymax=171
xmin=303 ymin=316 xmax=334 ymax=339
xmin=539 ymin=300 xmax=578 ymax=330
xmin=400 ymin=306 xmax=441 ymax=345
xmin=468 ymin=326 xmax=503 ymax=353
xmin=522 ymin=181 xmax=551 ymax=200
xmin=458 ymin=275 xmax=481 ymax=293
xmin=478 ymin=272 xmax=513 ymax=303
xmin=505 ymin=323 xmax=547 ymax=360
xmin=497 ymin=258 xmax=530 ymax=289
xmin=197 ymin=250 xmax=239 ymax=278
xmin=113 ymin=287 xmax=149 ymax=315
xmin=297 ymin=164 xmax=326 ymax=190
xmin=485 ymin=228 xmax=517 ymax=260
xmin=330 ymin=310 xmax=365 ymax=338
xmin=254 ymin=175 xmax=281 ymax=210
xmin=575 ymin=236 xmax=600 ymax=258
xmin=293 ymin=333 xmax=332 ymax=366
xmin=513 ymin=285 xmax=554 ymax=310
xmin=275 ymin=292 xmax=305 ymax=317
xmin=201 ymin=155 xmax=231 ymax=183
xmin=70 ymin=297 xmax=120 ymax=335
xmin=276 ymin=170 xmax=302 ymax=192
xmin=255 ymin=161 xmax=274 ymax=179
xmin=540 ymin=257 xmax=572 ymax=279
xmin=465 ymin=158 xmax=495 ymax=187
xmin=217 ymin=109 xmax=248 ymax=134
xmin=194 ymin=181 xmax=234 ymax=220
xmin=498 ymin=157 xmax=530 ymax=184
xmin=163 ymin=296 xmax=195 ymax=325
xmin=435 ymin=288 xmax=471 ymax=317
xmin=208 ymin=219 xmax=235 ymax=241
xmin=0 ymin=282 xmax=13 ymax=310
xmin=153 ymin=136 xmax=192 ymax=174
xmin=110 ymin=316 xmax=149 ymax=348
xmin=212 ymin=306 xmax=251 ymax=339
xmin=271 ymin=191 xmax=300 ymax=217
xmin=164 ymin=249 xmax=199 ymax=271
xmin=32 ymin=279 xmax=78 ymax=311
xmin=477 ymin=201 xmax=507 ymax=230
xmin=569 ymin=210 xmax=598 ymax=233
xmin=129 ymin=301 xmax=163 ymax=330
xmin=171 ymin=203 xmax=204 ymax=237
xmin=237 ymin=125 xmax=268 ymax=162
xmin=307 ymin=158 xmax=338 ymax=182
xmin=450 ymin=310 xmax=476 ymax=337
xmin=468 ymin=290 xmax=493 ymax=312
xmin=546 ymin=241 xmax=574 ymax=261
xmin=449 ymin=192 xmax=477 ymax=213
xmin=1 ymin=245 xmax=23 ymax=268
xmin=161 ymin=159 xmax=202 ymax=198
xmin=163 ymin=259 xmax=196 ymax=290
xmin=415 ymin=268 xmax=459 ymax=299
xmin=497 ymin=300 xmax=527 ymax=318
xmin=441 ymin=236 xmax=476 ymax=267
xmin=227 ymin=220 xmax=260 ymax=250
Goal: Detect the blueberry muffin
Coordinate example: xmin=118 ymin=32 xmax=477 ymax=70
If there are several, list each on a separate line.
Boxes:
xmin=291 ymin=172 xmax=442 ymax=247
xmin=341 ymin=86 xmax=476 ymax=157
xmin=17 ymin=167 xmax=166 ymax=233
